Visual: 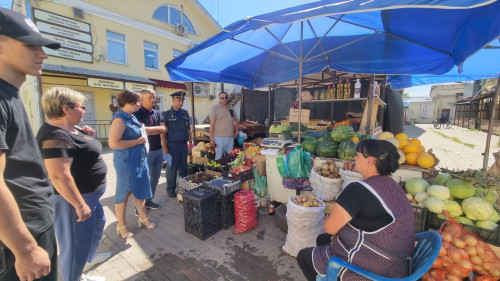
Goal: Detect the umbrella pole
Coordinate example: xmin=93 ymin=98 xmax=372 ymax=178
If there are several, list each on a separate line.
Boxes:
xmin=298 ymin=60 xmax=303 ymax=144
xmin=366 ymin=75 xmax=375 ymax=134
xmin=191 ymin=82 xmax=196 ymax=163
xmin=482 ymin=76 xmax=500 ymax=170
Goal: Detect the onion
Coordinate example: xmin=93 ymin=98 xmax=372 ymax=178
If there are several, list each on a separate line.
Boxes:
xmin=470 ymin=255 xmax=482 ymax=265
xmin=464 ymin=245 xmax=477 ymax=257
xmin=482 ymin=262 xmax=495 ymax=271
xmin=438 ymin=247 xmax=447 ymax=257
xmin=476 ymin=246 xmax=485 ymax=256
xmin=463 ymin=234 xmax=478 ymax=246
xmin=442 ymin=241 xmax=452 ymax=249
xmin=444 ymin=224 xmax=463 ymax=238
xmin=457 ymin=259 xmax=473 ymax=271
xmin=480 ymin=252 xmax=497 ymax=264
xmin=441 ymin=256 xmax=452 ymax=267
xmin=447 ymin=265 xmax=464 ymax=278
xmin=440 ymin=232 xmax=452 ymax=242
xmin=451 ymin=237 xmax=466 ymax=249
xmin=431 ymin=257 xmax=442 ymax=268
xmin=429 ymin=269 xmax=446 ymax=280
xmin=490 ymin=269 xmax=500 ymax=278
xmin=448 ymin=246 xmax=463 ymax=262
xmin=446 ymin=274 xmax=462 ymax=281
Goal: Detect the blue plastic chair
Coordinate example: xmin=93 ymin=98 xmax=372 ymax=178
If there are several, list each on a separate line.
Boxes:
xmin=316 ymin=231 xmax=442 ymax=281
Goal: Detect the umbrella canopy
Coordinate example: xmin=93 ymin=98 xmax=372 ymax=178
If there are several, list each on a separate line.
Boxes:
xmin=166 ymin=0 xmax=500 ymax=90
xmin=388 ymin=38 xmax=500 ymax=89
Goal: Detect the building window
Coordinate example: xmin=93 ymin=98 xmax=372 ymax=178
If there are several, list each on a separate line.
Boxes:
xmin=106 ymin=31 xmax=126 ymax=64
xmin=144 ymin=41 xmax=158 ymax=69
xmin=152 ymin=5 xmax=195 ymax=34
xmin=173 ymin=49 xmax=183 ymax=59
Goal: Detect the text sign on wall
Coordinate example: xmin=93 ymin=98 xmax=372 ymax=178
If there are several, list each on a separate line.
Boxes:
xmin=88 ymin=78 xmax=123 ymax=90
xmin=125 ymin=82 xmax=155 ymax=92
xmin=33 ymin=9 xmax=93 ymax=63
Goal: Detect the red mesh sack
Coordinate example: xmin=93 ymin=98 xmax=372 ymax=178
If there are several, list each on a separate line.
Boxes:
xmin=234 ymin=190 xmax=257 ymax=234
xmin=438 ymin=214 xmax=500 ymax=280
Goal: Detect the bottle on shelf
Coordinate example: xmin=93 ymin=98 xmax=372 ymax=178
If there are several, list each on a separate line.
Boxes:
xmin=336 ymin=79 xmax=343 ymax=99
xmin=327 ymin=85 xmax=332 ymax=100
xmin=354 ymin=79 xmax=361 ymax=98
xmin=344 ymin=79 xmax=351 ymax=99
xmin=320 ymin=88 xmax=327 ymax=100
xmin=373 ymin=81 xmax=380 ymax=97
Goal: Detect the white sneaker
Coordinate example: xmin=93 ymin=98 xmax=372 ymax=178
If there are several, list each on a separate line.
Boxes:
xmin=83 ymin=252 xmax=112 ymax=272
xmin=80 ymin=273 xmax=106 ymax=281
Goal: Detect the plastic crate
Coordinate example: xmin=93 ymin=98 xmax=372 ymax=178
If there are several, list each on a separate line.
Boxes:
xmin=229 ymin=169 xmax=253 ymax=181
xmin=206 ymin=178 xmax=241 ymax=196
xmin=218 ymin=190 xmax=238 ymax=229
xmin=412 ymin=205 xmax=428 ymax=233
xmin=183 ymin=186 xmax=221 ymax=240
xmin=427 ymin=212 xmax=500 ymax=246
xmin=177 ymin=172 xmax=216 ymax=195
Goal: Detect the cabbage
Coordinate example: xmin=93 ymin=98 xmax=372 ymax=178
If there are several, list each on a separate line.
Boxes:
xmin=433 ymin=173 xmax=452 ymax=186
xmin=475 ymin=220 xmax=498 ymax=230
xmin=484 ymin=189 xmax=499 ymax=205
xmin=423 ymin=197 xmax=445 ymax=214
xmin=454 ymin=216 xmax=474 ymax=226
xmin=405 ymin=178 xmax=430 ymax=195
xmin=446 ymin=179 xmax=475 ymax=199
xmin=269 ymin=125 xmax=276 ymax=133
xmin=462 ymin=197 xmax=494 ymax=221
xmin=444 ymin=200 xmax=463 ymax=217
xmin=414 ymin=192 xmax=429 ymax=204
xmin=427 ymin=185 xmax=451 ymax=200
xmin=489 ymin=209 xmax=500 ymax=223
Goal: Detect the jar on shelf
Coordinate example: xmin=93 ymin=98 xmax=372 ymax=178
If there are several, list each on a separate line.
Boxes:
xmin=320 ymin=88 xmax=327 ymax=100
xmin=313 ymin=89 xmax=320 ymax=100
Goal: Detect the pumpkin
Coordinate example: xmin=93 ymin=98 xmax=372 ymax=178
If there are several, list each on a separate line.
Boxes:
xmin=338 ymin=140 xmax=357 ymax=160
xmin=330 ymin=125 xmax=355 ymax=142
xmin=403 ymin=144 xmax=419 ymax=154
xmin=395 ymin=133 xmax=409 ymax=141
xmin=406 ymin=152 xmax=419 ymax=165
xmin=417 ymin=152 xmax=435 ymax=168
xmin=378 ymin=131 xmax=394 ymax=140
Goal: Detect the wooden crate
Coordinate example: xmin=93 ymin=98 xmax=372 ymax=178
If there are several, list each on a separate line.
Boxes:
xmin=205 ymin=169 xmax=222 ymax=177
xmin=193 ymin=156 xmax=209 ymax=165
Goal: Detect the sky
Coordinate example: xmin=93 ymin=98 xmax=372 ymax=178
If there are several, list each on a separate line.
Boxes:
xmin=0 ymin=0 xmax=433 ymax=97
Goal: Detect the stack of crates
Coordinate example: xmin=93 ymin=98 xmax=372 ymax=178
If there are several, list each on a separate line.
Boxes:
xmin=218 ymin=190 xmax=238 ymax=229
xmin=183 ymin=186 xmax=221 ymax=240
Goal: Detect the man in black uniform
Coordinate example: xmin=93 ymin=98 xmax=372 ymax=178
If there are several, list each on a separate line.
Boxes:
xmin=162 ymin=91 xmax=192 ymax=198
xmin=0 ymin=8 xmax=60 ymax=281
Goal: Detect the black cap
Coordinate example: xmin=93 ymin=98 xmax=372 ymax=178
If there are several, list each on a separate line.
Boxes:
xmin=170 ymin=91 xmax=186 ymax=99
xmin=0 ymin=8 xmax=60 ymax=50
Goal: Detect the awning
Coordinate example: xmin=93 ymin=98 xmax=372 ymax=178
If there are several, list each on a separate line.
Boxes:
xmin=43 ymin=64 xmax=155 ymax=84
xmin=149 ymin=79 xmax=187 ymax=90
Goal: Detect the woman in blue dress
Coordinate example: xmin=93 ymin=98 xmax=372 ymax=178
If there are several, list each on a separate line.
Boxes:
xmin=109 ymin=89 xmax=157 ymax=239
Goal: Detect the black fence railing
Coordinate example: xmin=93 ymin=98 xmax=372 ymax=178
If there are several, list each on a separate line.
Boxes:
xmin=80 ymin=120 xmax=111 ymax=141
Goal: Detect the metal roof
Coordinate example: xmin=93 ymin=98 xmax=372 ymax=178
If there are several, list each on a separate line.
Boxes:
xmin=43 ymin=64 xmax=155 ymax=84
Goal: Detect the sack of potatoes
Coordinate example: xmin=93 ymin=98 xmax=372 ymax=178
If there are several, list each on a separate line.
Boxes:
xmin=313 ymin=159 xmax=341 ymax=179
xmin=291 ymin=194 xmax=323 ymax=208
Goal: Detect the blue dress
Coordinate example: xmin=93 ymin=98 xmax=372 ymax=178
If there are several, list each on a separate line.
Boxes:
xmin=112 ymin=110 xmax=152 ymax=203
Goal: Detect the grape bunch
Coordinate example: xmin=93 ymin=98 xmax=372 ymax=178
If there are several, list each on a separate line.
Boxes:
xmin=185 ymin=172 xmax=215 ymax=184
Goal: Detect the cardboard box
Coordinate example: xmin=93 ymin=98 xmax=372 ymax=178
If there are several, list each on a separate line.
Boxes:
xmin=289 ymin=109 xmax=310 ymax=123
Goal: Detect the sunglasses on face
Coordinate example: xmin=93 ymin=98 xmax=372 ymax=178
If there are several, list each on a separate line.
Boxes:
xmin=220 ymin=97 xmax=228 ymax=100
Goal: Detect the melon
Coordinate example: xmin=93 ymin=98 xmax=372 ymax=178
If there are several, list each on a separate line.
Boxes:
xmin=378 ymin=131 xmax=394 ymax=140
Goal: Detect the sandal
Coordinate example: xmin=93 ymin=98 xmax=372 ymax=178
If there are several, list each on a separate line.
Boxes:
xmin=138 ymin=217 xmax=157 ymax=229
xmin=116 ymin=225 xmax=134 ymax=239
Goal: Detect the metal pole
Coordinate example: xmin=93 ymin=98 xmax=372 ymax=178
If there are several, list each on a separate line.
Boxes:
xmin=366 ymin=75 xmax=375 ymax=134
xmin=297 ymin=21 xmax=304 ymax=144
xmin=190 ymin=82 xmax=196 ymax=144
xmin=482 ymin=76 xmax=500 ymax=170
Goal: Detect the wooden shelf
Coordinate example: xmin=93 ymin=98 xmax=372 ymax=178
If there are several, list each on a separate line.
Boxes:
xmin=301 ymin=98 xmax=367 ymax=103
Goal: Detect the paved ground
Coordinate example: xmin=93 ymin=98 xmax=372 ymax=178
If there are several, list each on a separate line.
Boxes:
xmin=403 ymin=123 xmax=499 ymax=170
xmin=84 ymin=124 xmax=500 ymax=281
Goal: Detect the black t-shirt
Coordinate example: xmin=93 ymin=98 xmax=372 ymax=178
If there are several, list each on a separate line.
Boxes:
xmin=336 ymin=182 xmax=393 ymax=232
xmin=36 ymin=123 xmax=107 ymax=194
xmin=133 ymin=106 xmax=163 ymax=151
xmin=0 ymin=78 xmax=54 ymax=235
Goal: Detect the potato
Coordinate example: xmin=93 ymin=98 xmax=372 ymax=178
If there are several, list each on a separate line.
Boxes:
xmin=302 ymin=202 xmax=310 ymax=207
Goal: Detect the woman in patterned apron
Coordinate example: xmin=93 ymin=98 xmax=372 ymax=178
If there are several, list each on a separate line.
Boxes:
xmin=297 ymin=139 xmax=415 ymax=281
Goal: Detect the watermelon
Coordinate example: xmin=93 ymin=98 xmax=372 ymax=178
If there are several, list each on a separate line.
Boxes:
xmin=315 ymin=141 xmax=339 ymax=158
xmin=359 ymin=134 xmax=376 ymax=141
xmin=302 ymin=138 xmax=318 ymax=154
xmin=318 ymin=131 xmax=333 ymax=143
xmin=338 ymin=140 xmax=357 ymax=160
xmin=330 ymin=125 xmax=355 ymax=142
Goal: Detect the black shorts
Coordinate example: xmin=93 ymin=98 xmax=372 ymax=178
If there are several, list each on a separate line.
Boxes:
xmin=0 ymin=225 xmax=59 ymax=281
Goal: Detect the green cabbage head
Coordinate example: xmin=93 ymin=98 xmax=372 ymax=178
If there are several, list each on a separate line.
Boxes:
xmin=405 ymin=178 xmax=430 ymax=195
xmin=444 ymin=200 xmax=463 ymax=217
xmin=446 ymin=179 xmax=475 ymax=199
xmin=454 ymin=216 xmax=474 ymax=226
xmin=427 ymin=185 xmax=450 ymax=200
xmin=414 ymin=192 xmax=429 ymax=204
xmin=433 ymin=173 xmax=452 ymax=186
xmin=423 ymin=196 xmax=445 ymax=214
xmin=462 ymin=197 xmax=494 ymax=221
xmin=489 ymin=209 xmax=500 ymax=223
xmin=475 ymin=220 xmax=498 ymax=230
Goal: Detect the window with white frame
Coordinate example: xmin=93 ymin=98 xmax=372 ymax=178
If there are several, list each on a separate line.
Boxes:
xmin=144 ymin=41 xmax=158 ymax=69
xmin=106 ymin=31 xmax=126 ymax=64
xmin=152 ymin=5 xmax=195 ymax=34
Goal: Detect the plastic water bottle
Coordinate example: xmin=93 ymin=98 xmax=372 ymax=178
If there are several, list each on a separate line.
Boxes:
xmin=373 ymin=81 xmax=379 ymax=97
xmin=354 ymin=79 xmax=361 ymax=98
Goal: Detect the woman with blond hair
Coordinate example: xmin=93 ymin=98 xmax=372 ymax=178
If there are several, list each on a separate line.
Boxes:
xmin=108 ymin=89 xmax=157 ymax=241
xmin=36 ymin=87 xmax=108 ymax=281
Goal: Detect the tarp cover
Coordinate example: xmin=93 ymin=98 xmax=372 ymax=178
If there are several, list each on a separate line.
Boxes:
xmin=167 ymin=0 xmax=500 ymax=89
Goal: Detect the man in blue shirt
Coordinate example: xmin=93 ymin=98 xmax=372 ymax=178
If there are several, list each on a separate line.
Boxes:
xmin=161 ymin=91 xmax=192 ymax=198
xmin=133 ymin=89 xmax=166 ymax=209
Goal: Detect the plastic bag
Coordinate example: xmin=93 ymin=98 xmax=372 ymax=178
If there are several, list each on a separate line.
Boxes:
xmin=234 ymin=190 xmax=257 ymax=234
xmin=309 ymin=168 xmax=343 ymax=201
xmin=282 ymin=195 xmax=325 ymax=257
xmin=283 ymin=177 xmax=312 ymax=191
xmin=236 ymin=131 xmax=247 ymax=146
xmin=339 ymin=168 xmax=364 ymax=189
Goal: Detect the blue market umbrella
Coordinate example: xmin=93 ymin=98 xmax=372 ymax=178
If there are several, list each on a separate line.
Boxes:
xmin=166 ymin=0 xmax=500 ymax=90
